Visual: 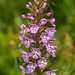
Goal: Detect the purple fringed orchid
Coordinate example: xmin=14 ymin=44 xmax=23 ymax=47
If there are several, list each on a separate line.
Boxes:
xmin=40 ymin=33 xmax=50 ymax=44
xmin=30 ymin=25 xmax=40 ymax=34
xmin=18 ymin=0 xmax=57 ymax=75
xmin=37 ymin=58 xmax=47 ymax=68
xmin=27 ymin=62 xmax=37 ymax=73
xmin=24 ymin=38 xmax=35 ymax=48
xmin=40 ymin=18 xmax=47 ymax=25
xmin=31 ymin=48 xmax=41 ymax=59
xmin=45 ymin=69 xmax=57 ymax=75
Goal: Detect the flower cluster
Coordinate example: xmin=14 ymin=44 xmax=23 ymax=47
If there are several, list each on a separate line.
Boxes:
xmin=19 ymin=0 xmax=57 ymax=75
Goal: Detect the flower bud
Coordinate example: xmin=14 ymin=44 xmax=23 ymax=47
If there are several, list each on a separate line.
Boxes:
xmin=26 ymin=4 xmax=30 ymax=9
xmin=44 ymin=0 xmax=47 ymax=1
xmin=49 ymin=18 xmax=55 ymax=24
xmin=21 ymin=14 xmax=26 ymax=19
xmin=42 ymin=3 xmax=47 ymax=8
xmin=30 ymin=17 xmax=34 ymax=20
xmin=47 ymin=12 xmax=51 ymax=16
xmin=27 ymin=13 xmax=32 ymax=17
xmin=36 ymin=10 xmax=39 ymax=13
xmin=34 ymin=0 xmax=39 ymax=5
xmin=34 ymin=0 xmax=37 ymax=3
xmin=28 ymin=2 xmax=32 ymax=6
xmin=36 ymin=1 xmax=39 ymax=5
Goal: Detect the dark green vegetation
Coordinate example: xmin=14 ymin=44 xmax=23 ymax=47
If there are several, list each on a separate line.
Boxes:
xmin=0 ymin=0 xmax=75 ymax=75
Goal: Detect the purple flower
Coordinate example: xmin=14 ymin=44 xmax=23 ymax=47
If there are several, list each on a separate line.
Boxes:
xmin=44 ymin=42 xmax=57 ymax=57
xmin=40 ymin=18 xmax=47 ymax=25
xmin=49 ymin=18 xmax=56 ymax=27
xmin=40 ymin=33 xmax=50 ymax=43
xmin=52 ymin=24 xmax=56 ymax=27
xmin=20 ymin=24 xmax=26 ymax=29
xmin=31 ymin=48 xmax=41 ymax=59
xmin=45 ymin=42 xmax=56 ymax=52
xmin=19 ymin=49 xmax=29 ymax=63
xmin=20 ymin=65 xmax=26 ymax=75
xmin=19 ymin=58 xmax=22 ymax=62
xmin=18 ymin=42 xmax=23 ymax=47
xmin=45 ymin=70 xmax=57 ymax=75
xmin=19 ymin=49 xmax=25 ymax=54
xmin=18 ymin=36 xmax=24 ymax=47
xmin=20 ymin=65 xmax=25 ymax=70
xmin=24 ymin=38 xmax=35 ymax=48
xmin=22 ymin=53 xmax=29 ymax=63
xmin=21 ymin=70 xmax=26 ymax=75
xmin=47 ymin=12 xmax=51 ymax=16
xmin=19 ymin=35 xmax=24 ymax=41
xmin=20 ymin=24 xmax=30 ymax=36
xmin=42 ymin=3 xmax=47 ymax=9
xmin=37 ymin=58 xmax=47 ymax=68
xmin=49 ymin=18 xmax=55 ymax=24
xmin=27 ymin=62 xmax=37 ymax=73
xmin=45 ymin=28 xmax=56 ymax=36
xmin=30 ymin=25 xmax=39 ymax=34
xmin=52 ymin=52 xmax=56 ymax=57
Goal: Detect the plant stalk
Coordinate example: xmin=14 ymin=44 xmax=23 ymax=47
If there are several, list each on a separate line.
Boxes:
xmin=36 ymin=67 xmax=42 ymax=75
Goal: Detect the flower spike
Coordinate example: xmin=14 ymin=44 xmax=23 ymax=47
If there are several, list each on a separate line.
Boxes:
xmin=19 ymin=0 xmax=57 ymax=75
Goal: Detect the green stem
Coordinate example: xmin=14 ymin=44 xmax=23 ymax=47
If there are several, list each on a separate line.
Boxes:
xmin=36 ymin=67 xmax=42 ymax=75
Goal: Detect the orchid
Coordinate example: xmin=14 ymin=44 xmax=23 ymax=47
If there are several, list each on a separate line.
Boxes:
xmin=18 ymin=0 xmax=57 ymax=75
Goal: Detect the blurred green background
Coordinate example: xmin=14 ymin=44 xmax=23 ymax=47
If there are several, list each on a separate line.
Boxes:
xmin=0 ymin=0 xmax=75 ymax=75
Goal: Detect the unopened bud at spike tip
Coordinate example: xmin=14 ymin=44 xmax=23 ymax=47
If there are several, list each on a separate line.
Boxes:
xmin=27 ymin=13 xmax=32 ymax=17
xmin=44 ymin=0 xmax=47 ymax=2
xmin=43 ymin=3 xmax=47 ymax=6
xmin=34 ymin=0 xmax=37 ymax=3
xmin=28 ymin=2 xmax=32 ymax=6
xmin=26 ymin=4 xmax=30 ymax=9
xmin=42 ymin=3 xmax=47 ymax=9
xmin=21 ymin=14 xmax=26 ymax=19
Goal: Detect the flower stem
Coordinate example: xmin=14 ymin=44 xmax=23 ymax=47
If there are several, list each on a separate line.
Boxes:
xmin=36 ymin=67 xmax=42 ymax=75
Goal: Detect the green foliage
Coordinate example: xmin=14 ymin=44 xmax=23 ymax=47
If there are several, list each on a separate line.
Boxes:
xmin=0 ymin=0 xmax=75 ymax=75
